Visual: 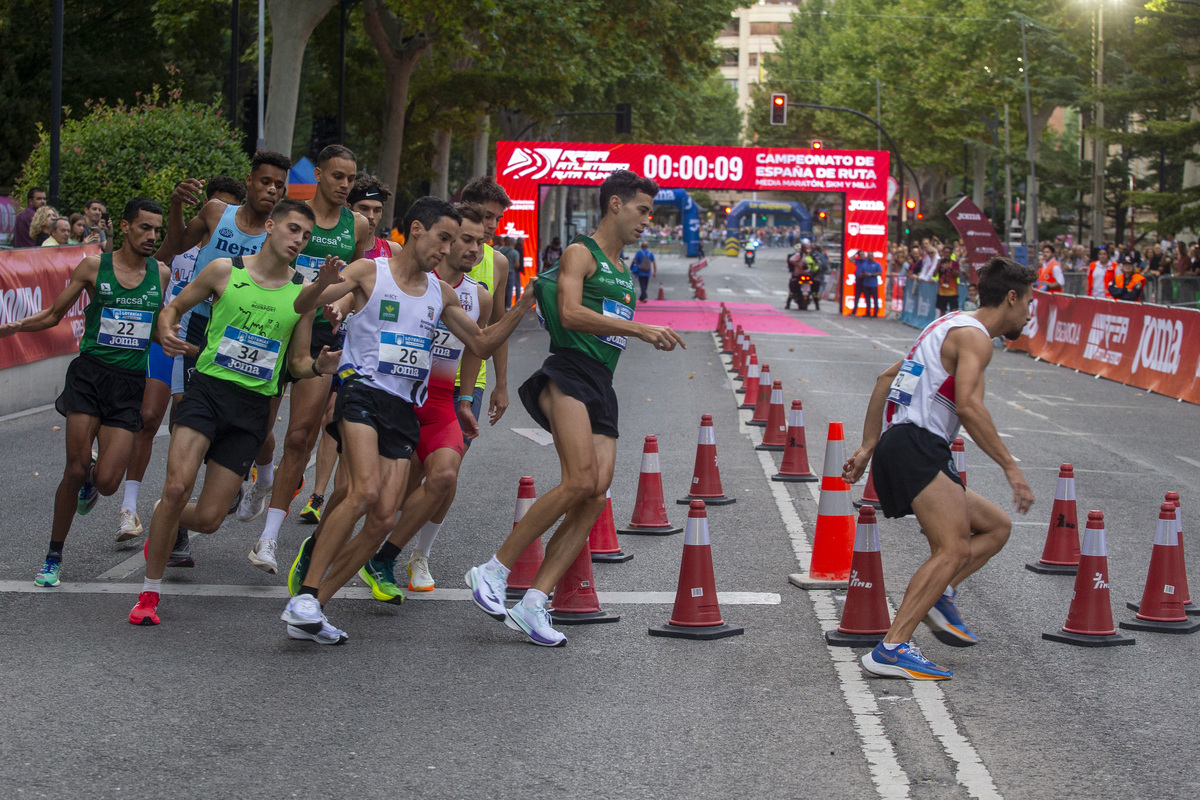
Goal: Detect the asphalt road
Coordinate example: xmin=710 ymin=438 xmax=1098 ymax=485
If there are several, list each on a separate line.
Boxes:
xmin=1 ymin=249 xmax=1198 ymax=798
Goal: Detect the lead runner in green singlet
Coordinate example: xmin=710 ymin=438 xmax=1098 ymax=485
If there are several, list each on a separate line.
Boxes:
xmin=465 ymin=170 xmax=686 ymax=648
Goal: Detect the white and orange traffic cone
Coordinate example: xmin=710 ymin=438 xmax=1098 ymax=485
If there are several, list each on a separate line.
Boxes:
xmin=1120 ymin=503 xmax=1200 ymax=634
xmin=738 ymin=351 xmax=759 ymax=403
xmin=735 ymin=335 xmax=752 ymax=383
xmin=548 ymin=540 xmax=620 ymax=625
xmin=678 ymin=414 xmax=735 ymax=506
xmin=951 ymin=437 xmax=967 ymax=487
xmin=1043 ymin=510 xmax=1135 ymax=647
xmin=826 ymin=506 xmax=892 ymax=647
xmin=506 ymin=477 xmax=545 ymax=600
xmin=789 ymin=422 xmax=855 ymax=589
xmin=773 ymin=400 xmax=818 ymax=483
xmin=853 ymin=460 xmax=882 ymax=509
xmin=1167 ymin=492 xmax=1198 ymax=615
xmin=588 ymin=490 xmax=632 ymax=563
xmin=747 ymin=363 xmax=772 ymax=428
xmin=755 ymin=380 xmax=788 ymax=452
xmin=1026 ymin=463 xmax=1082 ymax=575
xmin=617 ymin=435 xmax=682 ymax=535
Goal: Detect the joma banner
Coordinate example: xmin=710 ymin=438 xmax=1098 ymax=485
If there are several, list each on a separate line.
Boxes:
xmin=0 ymin=245 xmax=99 ymax=370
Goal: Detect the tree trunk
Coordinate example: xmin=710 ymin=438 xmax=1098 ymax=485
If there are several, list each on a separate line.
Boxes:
xmin=264 ymin=0 xmax=337 ymax=154
xmin=1022 ymin=105 xmax=1055 ymax=243
xmin=472 ymin=114 xmax=490 ymax=177
xmin=432 ymin=129 xmax=452 ymax=200
xmin=1183 ymin=64 xmax=1200 ymax=236
xmin=972 ymin=144 xmax=987 ymax=210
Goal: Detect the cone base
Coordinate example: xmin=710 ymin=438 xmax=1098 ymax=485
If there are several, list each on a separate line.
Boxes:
xmin=746 ymin=420 xmax=767 ymax=428
xmin=649 ymin=622 xmax=744 ymax=640
xmin=773 ymin=472 xmax=819 ymax=483
xmin=735 ymin=387 xmax=746 ymax=395
xmin=616 ymin=523 xmax=683 ymax=536
xmin=853 ymin=498 xmax=883 ymax=509
xmin=738 ymin=401 xmax=756 ymax=410
xmin=677 ymin=495 xmax=736 ymax=506
xmin=788 ymin=572 xmax=849 ymax=590
xmin=825 ymin=629 xmax=887 ymax=647
xmin=1025 ymin=561 xmax=1079 ymax=575
xmin=590 ymin=551 xmax=634 ymax=563
xmin=755 ymin=443 xmax=786 ymax=452
xmin=1126 ymin=600 xmax=1200 ymax=617
xmin=1119 ymin=616 xmax=1200 ymax=634
xmin=549 ymin=609 xmax=620 ymax=625
xmin=1042 ymin=629 xmax=1135 ymax=648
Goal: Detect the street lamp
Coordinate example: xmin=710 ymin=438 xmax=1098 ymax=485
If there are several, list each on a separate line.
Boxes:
xmin=1091 ymin=0 xmax=1110 ymax=250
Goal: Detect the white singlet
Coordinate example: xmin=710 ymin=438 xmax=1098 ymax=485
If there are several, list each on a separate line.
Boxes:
xmin=885 ymin=311 xmax=990 ymax=444
xmin=338 ymin=257 xmax=443 ymax=406
xmin=428 ymin=274 xmax=481 ymax=394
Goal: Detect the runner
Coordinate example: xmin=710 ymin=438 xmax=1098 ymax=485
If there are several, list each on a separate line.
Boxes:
xmin=116 ymin=177 xmax=247 ymax=555
xmin=242 ymin=145 xmax=367 ymax=575
xmin=300 ymin=172 xmax=396 ymax=526
xmin=0 ymin=198 xmax=170 ymax=587
xmin=129 ymin=199 xmax=343 ymax=626
xmin=357 ymin=202 xmax=491 ymax=602
xmin=280 ymin=197 xmax=536 ymax=645
xmin=843 ymin=256 xmax=1037 ymax=680
xmin=464 ymin=169 xmax=685 ymax=647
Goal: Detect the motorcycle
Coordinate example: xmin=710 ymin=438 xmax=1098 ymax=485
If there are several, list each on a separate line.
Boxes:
xmin=743 ymin=238 xmax=760 ymax=268
xmin=788 ymin=272 xmax=818 ymax=311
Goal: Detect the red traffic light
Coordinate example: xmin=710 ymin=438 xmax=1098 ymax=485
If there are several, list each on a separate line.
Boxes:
xmin=818 ymin=211 xmax=827 ymax=219
xmin=905 ymin=199 xmax=917 ymax=210
xmin=770 ymin=93 xmax=788 ymax=125
xmin=917 ymin=213 xmax=924 ymax=220
xmin=773 ymin=96 xmax=784 ymax=107
xmin=811 ymin=140 xmax=823 ymax=150
xmin=723 ymin=206 xmax=732 ymax=214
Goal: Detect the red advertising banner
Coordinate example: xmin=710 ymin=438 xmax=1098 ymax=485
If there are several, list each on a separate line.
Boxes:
xmin=495 ymin=141 xmax=891 ymax=316
xmin=0 ymin=244 xmax=98 ymax=370
xmin=945 ymin=197 xmax=1004 ymax=284
xmin=1008 ymin=290 xmax=1200 ymax=404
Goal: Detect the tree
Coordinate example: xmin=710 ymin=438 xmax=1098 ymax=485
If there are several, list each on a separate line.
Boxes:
xmin=264 ymin=0 xmax=337 ymax=153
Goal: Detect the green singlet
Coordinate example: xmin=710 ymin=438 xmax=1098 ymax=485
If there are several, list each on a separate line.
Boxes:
xmin=79 ymin=252 xmax=162 ymax=373
xmin=292 ymin=205 xmax=356 ymax=325
xmin=533 ymin=235 xmax=636 ymax=374
xmin=196 ymin=257 xmax=305 ymax=395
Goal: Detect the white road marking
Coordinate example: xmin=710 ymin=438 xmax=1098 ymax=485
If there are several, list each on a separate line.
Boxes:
xmin=94 ymin=549 xmax=152 ymax=581
xmin=511 ymin=427 xmax=555 ymax=446
xmin=744 ymin=289 xmax=763 ymax=295
xmin=715 ymin=288 xmax=735 ymax=294
xmin=0 ymin=403 xmax=56 ymax=424
xmin=1176 ymin=455 xmax=1200 ymax=469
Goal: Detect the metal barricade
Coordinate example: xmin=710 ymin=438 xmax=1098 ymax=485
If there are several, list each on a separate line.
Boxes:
xmin=1149 ymin=275 xmax=1200 ymax=308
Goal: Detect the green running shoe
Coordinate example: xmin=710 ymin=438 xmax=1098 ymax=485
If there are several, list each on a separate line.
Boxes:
xmin=35 ymin=557 xmax=61 ymax=587
xmin=77 ymin=460 xmax=98 ymax=515
xmin=359 ymin=555 xmax=404 ymax=605
xmin=288 ymin=536 xmax=314 ymax=597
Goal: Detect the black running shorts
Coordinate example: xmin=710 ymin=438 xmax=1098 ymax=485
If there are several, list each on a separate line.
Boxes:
xmin=327 ymin=378 xmax=419 ymax=461
xmin=518 ymin=348 xmax=619 ymax=439
xmin=872 ymin=422 xmax=963 ymax=519
xmin=173 ymin=371 xmax=273 ymax=474
xmin=55 ymin=354 xmax=146 ymax=432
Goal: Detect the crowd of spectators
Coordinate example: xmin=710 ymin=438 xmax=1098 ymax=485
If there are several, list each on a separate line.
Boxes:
xmin=7 ymin=187 xmax=112 ymax=251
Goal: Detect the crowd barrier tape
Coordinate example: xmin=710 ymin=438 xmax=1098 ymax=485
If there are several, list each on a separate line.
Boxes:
xmin=1008 ymin=289 xmax=1200 ymax=405
xmin=0 ymin=245 xmax=100 ymax=370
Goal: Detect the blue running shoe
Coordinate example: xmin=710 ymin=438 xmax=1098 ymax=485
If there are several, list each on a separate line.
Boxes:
xmin=35 ymin=557 xmax=61 ymax=587
xmin=861 ymin=641 xmax=952 ymax=680
xmin=77 ymin=461 xmax=98 ymax=516
xmin=924 ymin=591 xmax=979 ymax=647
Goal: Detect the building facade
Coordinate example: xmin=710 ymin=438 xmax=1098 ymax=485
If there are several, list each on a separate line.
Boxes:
xmin=716 ymin=1 xmax=799 ymax=117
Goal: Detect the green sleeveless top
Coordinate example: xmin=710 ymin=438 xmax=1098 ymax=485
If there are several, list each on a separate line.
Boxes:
xmin=79 ymin=252 xmax=162 ymax=373
xmin=533 ymin=235 xmax=636 ymax=374
xmin=456 ymin=243 xmax=495 ymax=391
xmin=292 ymin=205 xmax=355 ymax=325
xmin=197 ymin=257 xmax=306 ymax=395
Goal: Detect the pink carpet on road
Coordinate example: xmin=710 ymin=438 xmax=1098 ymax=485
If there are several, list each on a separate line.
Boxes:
xmin=633 ymin=300 xmax=827 ymax=336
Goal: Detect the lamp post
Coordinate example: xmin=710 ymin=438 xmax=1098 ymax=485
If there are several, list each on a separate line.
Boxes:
xmin=1092 ymin=1 xmax=1106 ymax=250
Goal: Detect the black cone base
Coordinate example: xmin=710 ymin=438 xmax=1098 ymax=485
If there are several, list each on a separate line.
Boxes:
xmin=755 ymin=443 xmax=785 ymax=452
xmin=773 ymin=473 xmax=819 ymax=483
xmin=1025 ymin=561 xmax=1079 ymax=575
xmin=738 ymin=402 xmax=756 ymax=410
xmin=617 ymin=523 xmax=683 ymax=536
xmin=649 ymin=622 xmax=744 ymax=640
xmin=746 ymin=420 xmax=767 ymax=428
xmin=1042 ymin=629 xmax=1135 ymax=647
xmin=677 ymin=495 xmax=736 ymax=506
xmin=590 ymin=551 xmax=633 ymax=563
xmin=1119 ymin=616 xmax=1200 ymax=634
xmin=1127 ymin=600 xmax=1200 ymax=617
xmin=550 ymin=609 xmax=620 ymax=625
xmin=735 ymin=386 xmax=746 ymax=395
xmin=825 ymin=629 xmax=886 ymax=647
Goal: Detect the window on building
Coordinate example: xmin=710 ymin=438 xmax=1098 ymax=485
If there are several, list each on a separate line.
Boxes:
xmin=721 ymin=17 xmax=739 ymax=36
xmin=725 ymin=79 xmax=738 ymax=92
xmin=749 ymin=21 xmax=794 ymax=35
xmin=748 ymin=52 xmax=758 ymax=67
xmin=721 ymin=48 xmax=739 ymax=66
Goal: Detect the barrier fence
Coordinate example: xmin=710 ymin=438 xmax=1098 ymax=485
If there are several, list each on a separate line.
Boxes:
xmin=0 ymin=244 xmax=100 ymax=370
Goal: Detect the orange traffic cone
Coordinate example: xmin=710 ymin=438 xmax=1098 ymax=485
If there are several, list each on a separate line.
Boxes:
xmin=588 ymin=489 xmax=633 ymax=563
xmin=649 ymin=500 xmax=744 ymax=640
xmin=1043 ymin=510 xmax=1135 ymax=647
xmin=755 ymin=380 xmax=788 ymax=452
xmin=951 ymin=437 xmax=967 ymax=487
xmin=1120 ymin=502 xmax=1200 ymax=634
xmin=790 ymin=422 xmax=855 ymax=589
xmin=747 ymin=364 xmax=772 ymax=428
xmin=738 ymin=353 xmax=760 ymax=408
xmin=548 ymin=539 xmax=619 ymax=625
xmin=853 ymin=461 xmax=882 ymax=508
xmin=773 ymin=400 xmax=818 ymax=483
xmin=736 ymin=345 xmax=756 ymax=395
xmin=716 ymin=303 xmax=726 ymax=335
xmin=1128 ymin=493 xmax=1199 ymax=616
xmin=618 ymin=435 xmax=682 ymax=536
xmin=678 ymin=414 xmax=735 ymax=506
xmin=721 ymin=314 xmax=734 ymax=354
xmin=730 ymin=326 xmax=746 ymax=374
xmin=1026 ymin=464 xmax=1081 ymax=575
xmin=656 ymin=283 xmax=665 ymax=300
xmin=735 ymin=335 xmax=752 ymax=383
xmin=827 ymin=506 xmax=891 ymax=647
xmin=506 ymin=477 xmax=544 ymax=600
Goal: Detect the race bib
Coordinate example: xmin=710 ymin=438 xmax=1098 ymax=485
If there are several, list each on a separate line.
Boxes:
xmin=887 ymin=359 xmax=924 ymax=406
xmin=431 ymin=320 xmax=464 ymax=362
xmin=214 ymin=325 xmax=281 ymax=381
xmin=595 ymin=298 xmax=633 ymax=350
xmin=97 ymin=308 xmax=153 ymax=351
xmin=379 ymin=331 xmax=431 ymax=380
xmin=293 ymin=254 xmax=322 ymax=282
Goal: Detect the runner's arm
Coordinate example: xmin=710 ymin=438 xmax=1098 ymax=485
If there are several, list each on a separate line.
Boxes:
xmin=157 ymin=258 xmax=234 ymax=357
xmin=0 ymin=254 xmax=98 ymax=337
xmin=842 ymin=359 xmax=901 ymax=483
xmin=313 ymin=257 xmax=371 ymax=308
xmin=487 ymin=250 xmax=510 ymax=424
xmin=287 ymin=308 xmax=341 ymax=379
xmin=293 ymin=255 xmax=347 ymax=314
xmin=167 ymin=183 xmax=215 ymax=255
xmin=440 ymin=278 xmax=536 ymax=360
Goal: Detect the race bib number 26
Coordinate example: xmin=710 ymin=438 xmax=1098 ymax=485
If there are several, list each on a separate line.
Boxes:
xmin=379 ymin=332 xmax=431 ymax=380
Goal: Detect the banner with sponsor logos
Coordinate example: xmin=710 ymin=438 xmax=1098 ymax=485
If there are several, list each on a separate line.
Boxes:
xmin=1008 ymin=290 xmax=1200 ymax=404
xmin=945 ymin=197 xmax=1004 ymax=284
xmin=0 ymin=244 xmax=98 ymax=370
xmin=495 ymin=141 xmax=891 ymax=316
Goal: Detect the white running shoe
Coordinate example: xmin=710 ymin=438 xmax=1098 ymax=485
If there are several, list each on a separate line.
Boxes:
xmin=248 ymin=538 xmax=279 ymax=574
xmin=505 ymin=601 xmax=567 ymax=647
xmin=115 ymin=509 xmax=143 ymax=542
xmin=281 ymin=593 xmax=323 ymax=633
xmin=465 ymin=563 xmax=508 ymax=619
xmin=237 ymin=476 xmax=273 ymax=522
xmin=407 ymin=553 xmax=435 ymax=592
xmin=286 ymin=619 xmax=348 ymax=646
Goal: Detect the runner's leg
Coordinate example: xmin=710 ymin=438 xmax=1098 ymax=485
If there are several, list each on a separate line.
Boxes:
xmin=144 ymin=427 xmax=212 ymax=582
xmin=48 ymin=412 xmax=101 ymax=547
xmin=118 ymin=378 xmax=171 ymax=538
xmin=950 ymin=488 xmax=1012 ymax=588
xmin=178 ymin=462 xmax=249 ymax=534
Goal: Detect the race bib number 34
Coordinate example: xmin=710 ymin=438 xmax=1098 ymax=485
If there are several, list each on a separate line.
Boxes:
xmin=379 ymin=332 xmax=431 ymax=380
xmin=596 ymin=298 xmax=633 ymax=350
xmin=98 ymin=308 xmax=153 ymax=351
xmin=214 ymin=325 xmax=281 ymax=381
xmin=887 ymin=359 xmax=924 ymax=406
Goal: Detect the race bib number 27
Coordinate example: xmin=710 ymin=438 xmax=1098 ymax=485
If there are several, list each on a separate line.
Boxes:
xmin=887 ymin=359 xmax=924 ymax=406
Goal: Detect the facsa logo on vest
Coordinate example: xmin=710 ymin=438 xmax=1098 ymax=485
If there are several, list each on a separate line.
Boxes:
xmin=1082 ymin=312 xmax=1129 ymax=365
xmin=1045 ymin=306 xmax=1081 ymax=346
xmin=848 ymin=199 xmax=885 ymax=211
xmin=1131 ymin=314 xmax=1184 ymax=375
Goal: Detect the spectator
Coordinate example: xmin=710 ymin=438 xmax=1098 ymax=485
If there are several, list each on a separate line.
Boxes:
xmin=1068 ymin=245 xmax=1088 ymax=271
xmin=541 ymin=236 xmax=563 ymax=272
xmin=29 ymin=206 xmax=58 ymax=246
xmin=40 ymin=217 xmax=71 ymax=247
xmin=1036 ymin=244 xmax=1064 ymax=293
xmin=1109 ymin=255 xmax=1145 ymax=302
xmin=12 ymin=186 xmax=46 ymax=248
xmin=630 ymin=240 xmax=656 ymax=302
xmin=1175 ymin=242 xmax=1191 ymax=275
xmin=503 ymin=237 xmax=524 ymax=310
xmin=963 ymin=284 xmax=980 ymax=312
xmin=853 ymin=249 xmax=883 ymax=317
xmin=935 ymin=245 xmax=960 ymax=314
xmin=81 ymin=198 xmax=114 ymax=253
xmin=1086 ymin=245 xmax=1115 ymax=299
xmin=66 ymin=213 xmax=99 ymax=245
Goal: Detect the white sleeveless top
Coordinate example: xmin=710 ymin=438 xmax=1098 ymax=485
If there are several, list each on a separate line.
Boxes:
xmin=885 ymin=311 xmax=990 ymax=443
xmin=428 ymin=274 xmax=481 ymax=394
xmin=339 ymin=257 xmax=443 ymax=405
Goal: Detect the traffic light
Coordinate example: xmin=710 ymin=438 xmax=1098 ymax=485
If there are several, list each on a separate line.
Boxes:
xmin=615 ymin=103 xmax=632 ymax=135
xmin=811 ymin=139 xmax=823 ymax=150
xmin=818 ymin=211 xmax=827 ymax=220
xmin=917 ymin=213 xmax=924 ymax=220
xmin=770 ymin=93 xmax=787 ymax=125
xmin=723 ymin=206 xmax=732 ymax=214
xmin=905 ymin=198 xmax=917 ymax=211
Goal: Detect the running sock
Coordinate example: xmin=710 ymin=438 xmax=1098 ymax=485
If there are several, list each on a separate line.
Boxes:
xmin=142 ymin=577 xmax=162 ymax=594
xmin=47 ymin=541 xmax=64 ymax=560
xmin=414 ymin=521 xmax=442 ymax=558
xmin=486 ymin=555 xmax=510 ymax=579
xmin=521 ymin=588 xmax=549 ymax=609
xmin=944 ymin=585 xmax=956 ymax=599
xmin=882 ymin=641 xmax=901 ymax=651
xmin=260 ymin=508 xmax=286 ymax=544
xmin=258 ymin=460 xmax=275 ymax=485
xmin=377 ymin=541 xmax=402 ymax=563
xmin=121 ymin=480 xmax=140 ymax=511
xmin=300 ymin=585 xmax=319 ymax=598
